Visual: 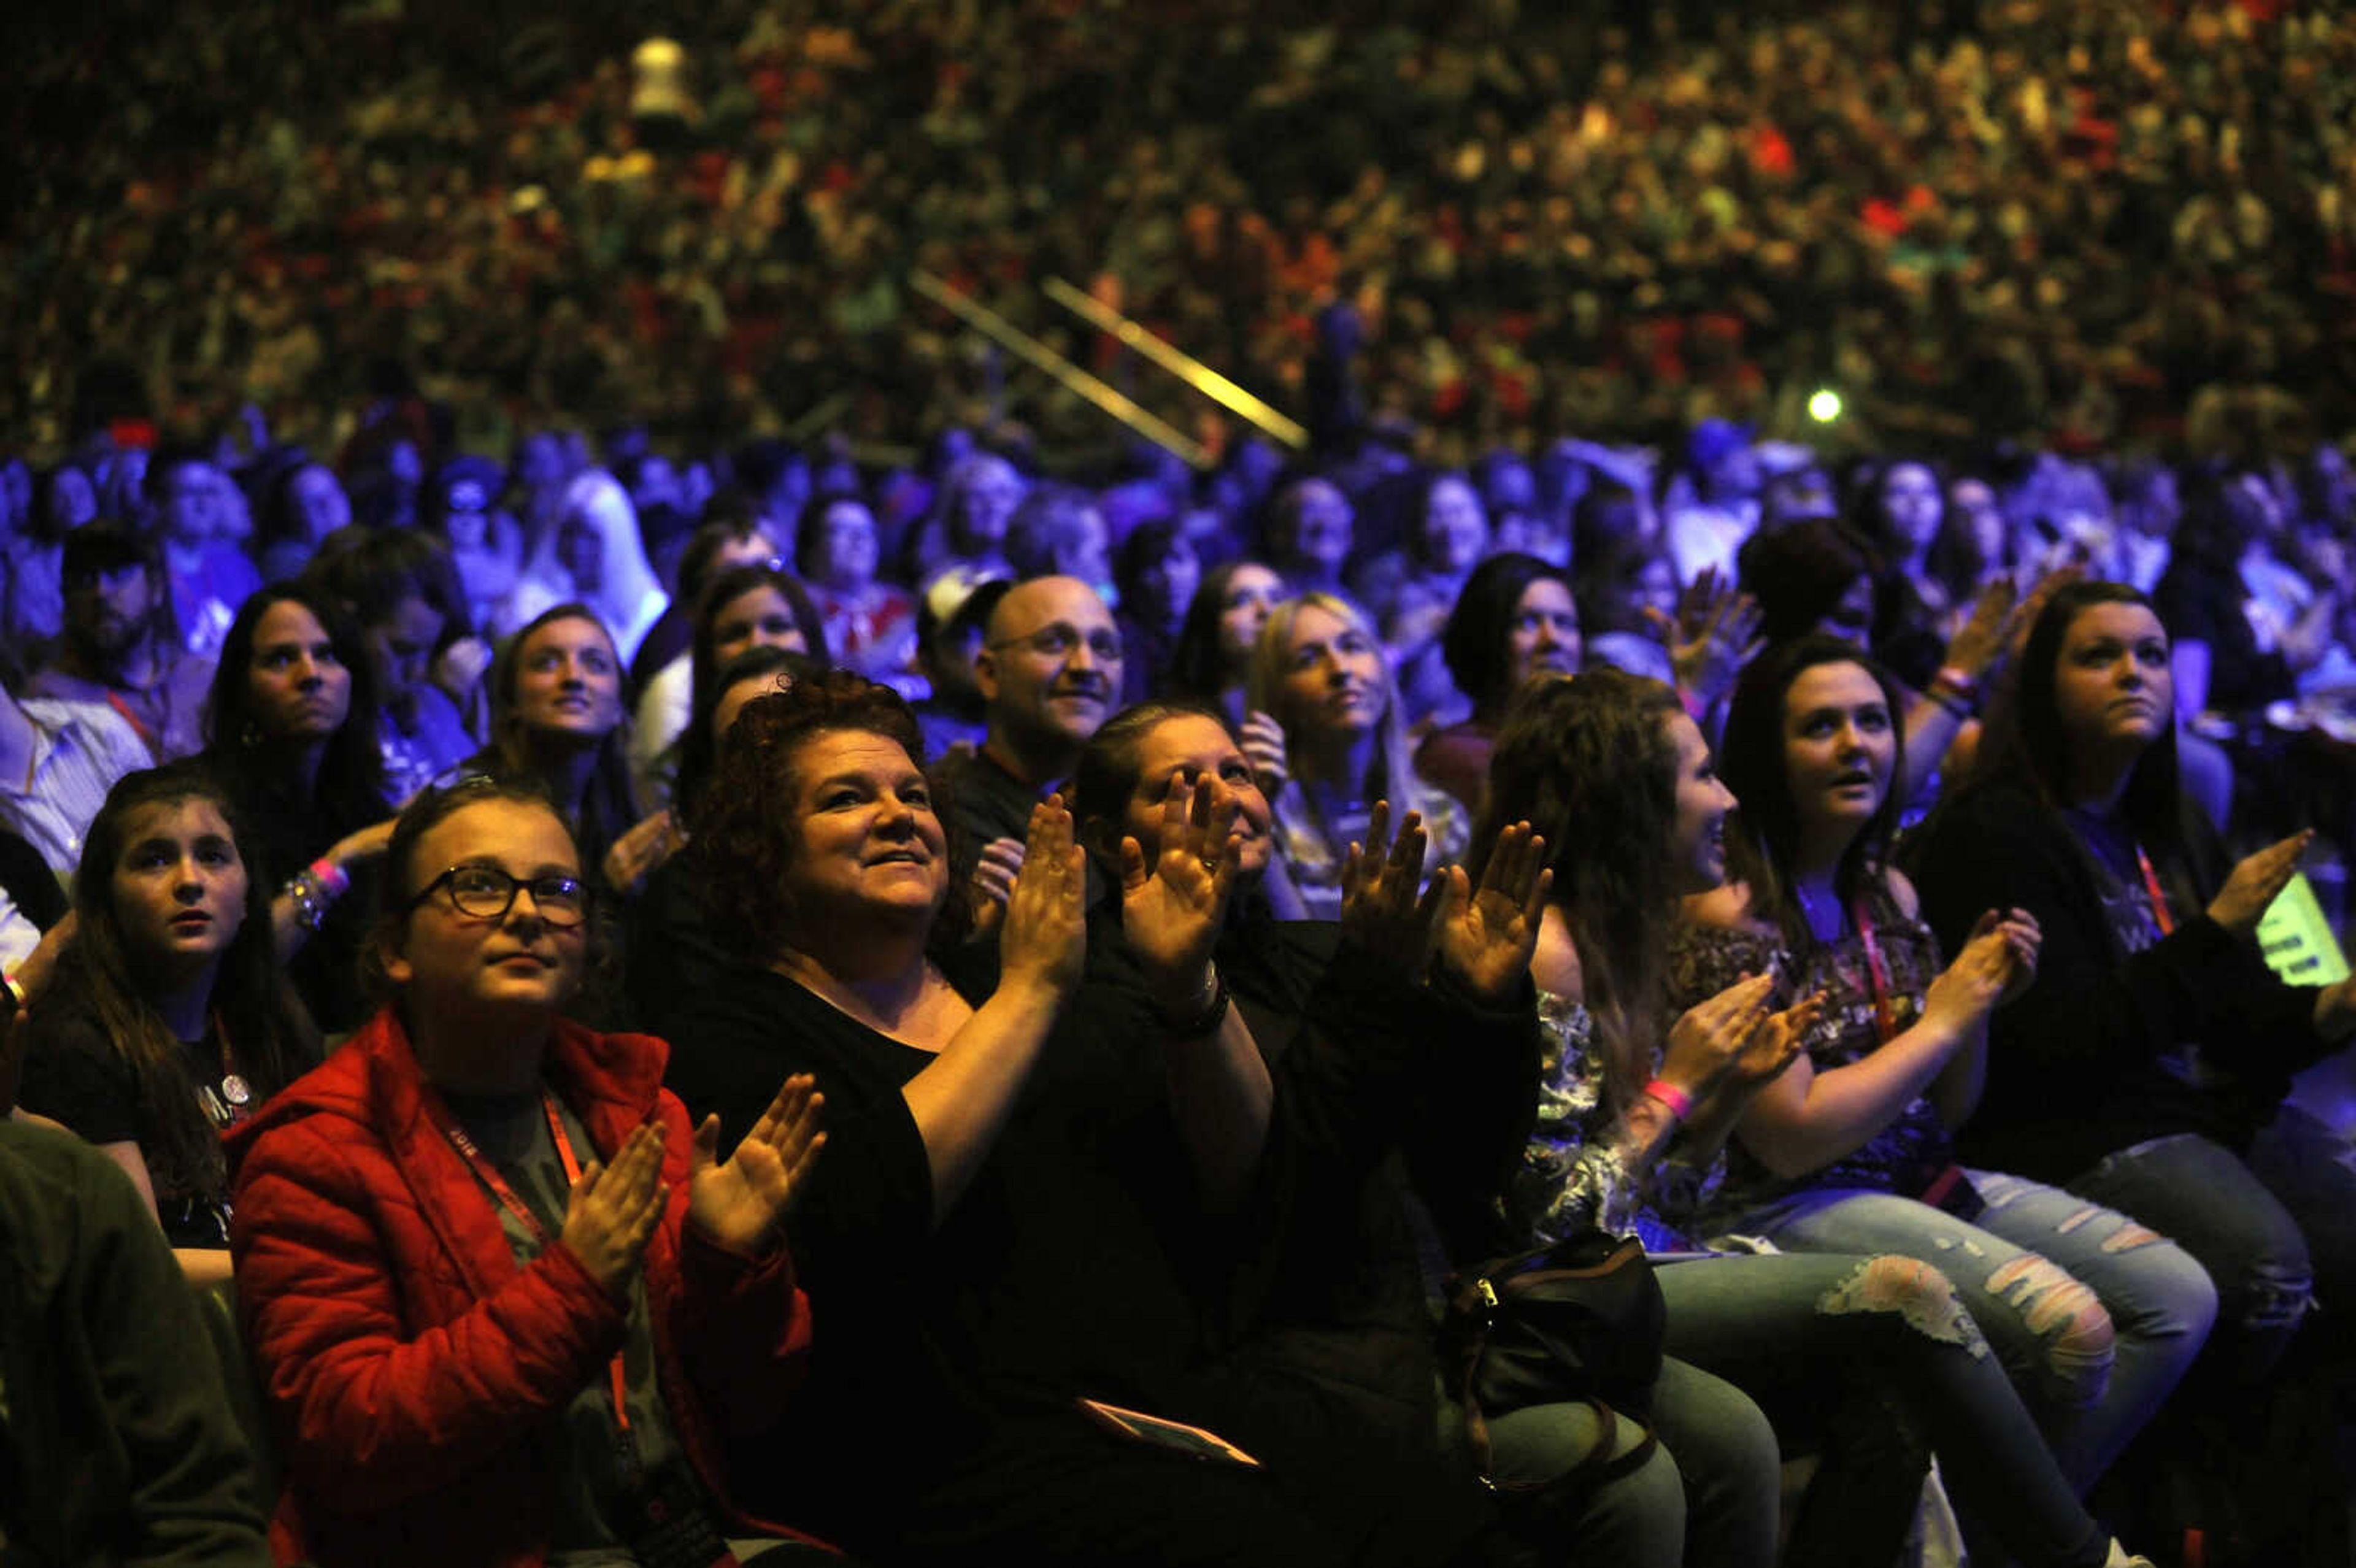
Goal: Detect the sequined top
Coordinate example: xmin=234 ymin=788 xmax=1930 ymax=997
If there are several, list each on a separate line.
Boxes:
xmin=1666 ymin=878 xmax=1953 ymax=1225
xmin=1511 ymin=988 xmax=1725 ymax=1254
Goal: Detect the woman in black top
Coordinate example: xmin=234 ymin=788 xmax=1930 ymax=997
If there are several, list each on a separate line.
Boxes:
xmin=17 ymin=762 xmax=317 ymax=1281
xmin=201 ymin=583 xmax=396 ymax=1034
xmin=1910 ymin=581 xmax=2356 ymax=1383
xmin=662 ymin=672 xmax=1543 ymax=1567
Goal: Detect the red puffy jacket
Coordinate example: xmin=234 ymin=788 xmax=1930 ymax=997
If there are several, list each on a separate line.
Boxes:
xmin=226 ymin=1007 xmax=828 ymax=1568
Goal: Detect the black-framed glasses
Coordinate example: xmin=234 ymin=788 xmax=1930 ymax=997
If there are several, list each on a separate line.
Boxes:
xmin=406 ymin=864 xmax=590 ymax=927
xmin=985 ymin=623 xmax=1124 ymax=663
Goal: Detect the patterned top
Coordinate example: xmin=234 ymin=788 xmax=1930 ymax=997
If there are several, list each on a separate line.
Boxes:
xmin=1666 ymin=878 xmax=1952 ymax=1225
xmin=1512 ymin=989 xmax=1725 ymax=1254
xmin=1269 ymin=783 xmax=1468 ymax=923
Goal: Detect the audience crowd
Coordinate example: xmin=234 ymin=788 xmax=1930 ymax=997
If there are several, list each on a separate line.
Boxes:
xmin=15 ymin=1 xmax=2356 ymax=458
xmin=10 ymin=4 xmax=2356 ymax=1567
xmin=4 ymin=377 xmax=2354 ymax=1567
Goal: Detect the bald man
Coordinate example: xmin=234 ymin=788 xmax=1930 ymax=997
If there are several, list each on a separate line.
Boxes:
xmin=929 ymin=575 xmax=1123 ymax=918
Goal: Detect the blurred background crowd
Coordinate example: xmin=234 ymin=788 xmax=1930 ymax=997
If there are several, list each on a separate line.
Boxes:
xmin=11 ymin=0 xmax=2356 ymax=466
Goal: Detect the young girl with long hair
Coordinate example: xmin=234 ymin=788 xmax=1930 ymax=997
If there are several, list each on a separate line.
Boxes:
xmin=17 ymin=763 xmax=318 ymax=1281
xmin=202 ymin=583 xmax=398 ymax=1033
xmin=1471 ymin=669 xmax=2152 ymax=1568
xmin=1673 ymin=634 xmax=2214 ymax=1491
xmin=460 ymin=603 xmax=660 ymax=894
xmin=1168 ymin=559 xmax=1285 ymax=724
xmin=1909 ymin=582 xmax=2356 ymax=1383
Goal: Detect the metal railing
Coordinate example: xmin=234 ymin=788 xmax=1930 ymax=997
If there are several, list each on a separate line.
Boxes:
xmin=909 ymin=269 xmax=1306 ymax=469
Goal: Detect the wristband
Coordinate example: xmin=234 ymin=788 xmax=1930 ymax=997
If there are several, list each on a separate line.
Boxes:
xmin=284 ymin=873 xmax=326 ymax=932
xmin=1922 ymin=684 xmax=1973 ymax=722
xmin=308 ymin=855 xmax=351 ymax=901
xmin=1640 ymin=1078 xmax=1695 ymax=1121
xmin=1 ymin=972 xmax=26 ymax=1015
xmin=1157 ymin=964 xmax=1231 ymax=1039
xmin=1933 ymin=666 xmax=1982 ymax=702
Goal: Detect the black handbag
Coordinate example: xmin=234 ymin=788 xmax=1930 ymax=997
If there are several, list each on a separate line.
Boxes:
xmin=1439 ymin=1230 xmax=1667 ymax=1496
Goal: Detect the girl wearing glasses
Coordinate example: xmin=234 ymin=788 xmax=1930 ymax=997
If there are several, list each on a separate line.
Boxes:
xmin=226 ymin=778 xmax=831 ymax=1568
xmin=17 ymin=763 xmax=318 ymax=1284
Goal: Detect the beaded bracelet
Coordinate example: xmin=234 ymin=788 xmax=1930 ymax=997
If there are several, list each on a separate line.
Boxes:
xmin=284 ymin=871 xmax=327 ymax=931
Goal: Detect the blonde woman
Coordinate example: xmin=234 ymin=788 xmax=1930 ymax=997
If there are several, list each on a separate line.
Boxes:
xmin=1242 ymin=591 xmax=1465 ymax=920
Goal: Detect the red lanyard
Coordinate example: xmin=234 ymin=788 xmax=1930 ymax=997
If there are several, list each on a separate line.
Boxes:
xmin=2133 ymin=844 xmax=2176 ymax=936
xmin=211 ymin=1009 xmax=254 ymax=1119
xmin=1850 ymin=897 xmax=1898 ymax=1045
xmin=428 ymin=1088 xmax=634 ymax=1435
xmin=106 ymin=690 xmax=160 ymax=759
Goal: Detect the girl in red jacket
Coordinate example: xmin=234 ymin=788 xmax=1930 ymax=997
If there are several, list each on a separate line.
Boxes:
xmin=228 ymin=777 xmax=831 ymax=1568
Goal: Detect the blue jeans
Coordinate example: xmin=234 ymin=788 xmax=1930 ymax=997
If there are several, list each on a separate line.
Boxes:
xmin=1736 ymin=1174 xmax=2217 ymax=1488
xmin=1656 ymin=1251 xmax=2112 ymax=1568
xmin=2066 ymin=1130 xmax=2330 ymax=1387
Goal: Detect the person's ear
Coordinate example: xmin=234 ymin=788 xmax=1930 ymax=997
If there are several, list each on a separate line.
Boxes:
xmin=1077 ymin=811 xmax=1123 ymax=866
xmin=973 ymin=647 xmax=1002 ymax=702
xmin=374 ymin=918 xmax=415 ymax=989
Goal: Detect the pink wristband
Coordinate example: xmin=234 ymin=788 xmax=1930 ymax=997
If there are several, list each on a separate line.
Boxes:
xmin=1641 ymin=1078 xmax=1694 ymax=1121
xmin=308 ymin=856 xmax=351 ymax=900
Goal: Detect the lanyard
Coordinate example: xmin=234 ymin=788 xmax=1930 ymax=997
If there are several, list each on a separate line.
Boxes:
xmin=106 ymin=690 xmax=160 ymax=758
xmin=212 ymin=1009 xmax=253 ymax=1115
xmin=2133 ymin=843 xmax=2176 ymax=936
xmin=428 ymin=1088 xmax=634 ymax=1437
xmin=1850 ymin=897 xmax=1897 ymax=1045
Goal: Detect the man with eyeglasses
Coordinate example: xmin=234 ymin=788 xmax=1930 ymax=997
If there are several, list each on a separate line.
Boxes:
xmin=931 ymin=575 xmax=1124 ymax=921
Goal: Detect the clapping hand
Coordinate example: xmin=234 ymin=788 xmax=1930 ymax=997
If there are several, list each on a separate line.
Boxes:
xmin=999 ymin=797 xmax=1087 ymax=997
xmin=1942 ymin=575 xmax=2022 ymax=683
xmin=1339 ymin=800 xmax=1447 ymax=978
xmin=1432 ymin=821 xmax=1553 ymax=1005
xmin=603 ymin=809 xmax=680 ymax=894
xmin=560 ymin=1122 xmax=669 ymax=1300
xmin=2208 ymin=831 xmax=2311 ymax=938
xmin=1723 ymin=990 xmax=1825 ymax=1094
xmin=1661 ymin=972 xmax=1778 ymax=1102
xmin=1652 ymin=567 xmax=1764 ymax=715
xmin=967 ymin=835 xmax=1027 ymax=937
xmin=1120 ymin=771 xmax=1245 ymax=1013
xmin=688 ymin=1074 xmax=827 ymax=1257
xmin=1987 ymin=907 xmax=2042 ymax=1007
xmin=1922 ymin=909 xmax=2042 ymax=1034
xmin=1241 ymin=710 xmax=1291 ymax=795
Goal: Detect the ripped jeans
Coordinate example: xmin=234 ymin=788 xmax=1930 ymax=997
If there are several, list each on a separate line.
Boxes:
xmin=1733 ymin=1172 xmax=2217 ymax=1489
xmin=1657 ymin=1252 xmax=2113 ymax=1568
xmin=2066 ymin=1130 xmax=2325 ymax=1389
